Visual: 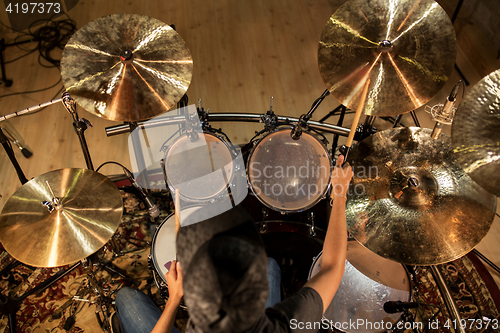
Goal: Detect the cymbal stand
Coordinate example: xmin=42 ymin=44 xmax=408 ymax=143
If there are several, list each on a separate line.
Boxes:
xmin=410 ymin=111 xmax=421 ymax=127
xmin=323 ymin=105 xmax=347 ymax=155
xmin=393 ymin=114 xmax=403 ymax=128
xmin=361 ymin=115 xmax=377 ymax=140
xmin=430 ymin=265 xmax=466 ymax=333
xmin=79 ymin=257 xmax=113 ymax=333
xmin=61 ymin=92 xmax=94 ymax=170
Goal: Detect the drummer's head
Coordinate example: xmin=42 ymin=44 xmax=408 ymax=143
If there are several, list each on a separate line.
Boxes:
xmin=176 ymin=206 xmax=269 ymax=333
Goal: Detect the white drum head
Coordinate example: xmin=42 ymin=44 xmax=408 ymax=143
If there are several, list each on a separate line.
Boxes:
xmin=247 ymin=129 xmax=331 ymax=212
xmin=151 ymin=206 xmax=203 ymax=283
xmin=165 ymin=133 xmax=234 ymax=201
xmin=310 ymin=241 xmax=410 ymax=333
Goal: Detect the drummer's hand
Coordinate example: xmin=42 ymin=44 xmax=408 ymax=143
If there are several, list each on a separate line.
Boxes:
xmin=165 ymin=260 xmax=183 ymax=303
xmin=330 ymin=155 xmax=353 ymax=198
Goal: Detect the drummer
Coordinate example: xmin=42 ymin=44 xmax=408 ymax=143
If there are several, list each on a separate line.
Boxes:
xmin=114 ymin=155 xmax=353 ymax=333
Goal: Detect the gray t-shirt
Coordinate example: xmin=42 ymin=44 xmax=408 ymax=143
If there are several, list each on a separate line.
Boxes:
xmin=186 ymin=287 xmax=324 ymax=333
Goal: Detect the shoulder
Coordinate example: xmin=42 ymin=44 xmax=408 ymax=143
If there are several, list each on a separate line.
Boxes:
xmin=264 ymin=288 xmax=324 ymax=333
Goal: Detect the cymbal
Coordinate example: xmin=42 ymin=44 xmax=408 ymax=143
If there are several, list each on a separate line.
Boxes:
xmin=452 ymin=69 xmax=500 ymax=197
xmin=0 ymin=169 xmax=123 ymax=267
xmin=60 ymin=14 xmax=193 ymax=122
xmin=318 ymin=0 xmax=456 ymax=116
xmin=345 ymin=127 xmax=496 ymax=265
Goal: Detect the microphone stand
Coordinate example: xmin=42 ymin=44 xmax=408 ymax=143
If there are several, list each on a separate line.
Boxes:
xmin=290 ymin=89 xmax=330 ymax=140
xmin=61 ymin=92 xmax=94 ymax=170
xmin=0 ymin=127 xmax=28 ymax=184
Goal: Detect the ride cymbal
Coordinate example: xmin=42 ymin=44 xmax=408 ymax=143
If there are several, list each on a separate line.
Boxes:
xmin=0 ymin=169 xmax=123 ymax=267
xmin=452 ymin=69 xmax=500 ymax=197
xmin=345 ymin=127 xmax=496 ymax=265
xmin=61 ymin=14 xmax=193 ymax=122
xmin=318 ymin=0 xmax=456 ymax=116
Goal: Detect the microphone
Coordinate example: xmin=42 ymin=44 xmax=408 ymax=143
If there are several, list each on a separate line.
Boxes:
xmin=20 ymin=146 xmax=33 ymax=158
xmin=291 ymin=114 xmax=309 ymax=140
xmin=122 ymin=167 xmax=160 ymax=219
xmin=1 ymin=127 xmax=33 ymax=158
xmin=427 ymin=81 xmax=461 ymax=139
xmin=383 ymin=301 xmax=419 ymax=314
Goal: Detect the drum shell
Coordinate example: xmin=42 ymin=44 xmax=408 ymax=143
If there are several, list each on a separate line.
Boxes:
xmin=149 ymin=213 xmax=189 ymax=308
xmin=308 ymin=241 xmax=411 ymax=333
xmin=246 ymin=127 xmax=332 ymax=213
xmin=163 ymin=131 xmax=242 ymax=203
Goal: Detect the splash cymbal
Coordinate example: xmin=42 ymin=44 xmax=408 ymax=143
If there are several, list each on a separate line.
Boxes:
xmin=452 ymin=69 xmax=500 ymax=197
xmin=345 ymin=127 xmax=496 ymax=265
xmin=60 ymin=14 xmax=193 ymax=122
xmin=0 ymin=169 xmax=123 ymax=267
xmin=318 ymin=0 xmax=456 ymax=116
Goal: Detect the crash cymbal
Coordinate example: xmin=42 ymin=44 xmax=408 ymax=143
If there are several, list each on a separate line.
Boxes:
xmin=345 ymin=127 xmax=496 ymax=265
xmin=60 ymin=14 xmax=193 ymax=122
xmin=452 ymin=69 xmax=500 ymax=197
xmin=0 ymin=169 xmax=123 ymax=267
xmin=318 ymin=0 xmax=456 ymax=116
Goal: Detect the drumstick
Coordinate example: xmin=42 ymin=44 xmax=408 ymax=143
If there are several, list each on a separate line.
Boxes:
xmin=344 ymin=79 xmax=371 ymax=160
xmin=174 ymin=189 xmax=180 ymax=262
xmin=175 ymin=189 xmax=180 ymax=235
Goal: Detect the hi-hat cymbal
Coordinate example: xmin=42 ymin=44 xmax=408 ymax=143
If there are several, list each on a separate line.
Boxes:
xmin=60 ymin=14 xmax=193 ymax=122
xmin=0 ymin=169 xmax=123 ymax=267
xmin=318 ymin=0 xmax=456 ymax=116
xmin=345 ymin=127 xmax=496 ymax=265
xmin=452 ymin=69 xmax=500 ymax=197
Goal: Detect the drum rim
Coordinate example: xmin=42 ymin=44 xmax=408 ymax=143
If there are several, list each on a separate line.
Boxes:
xmin=150 ymin=213 xmax=176 ymax=282
xmin=308 ymin=243 xmax=415 ymax=333
xmin=163 ymin=130 xmax=239 ymax=202
xmin=246 ymin=126 xmax=333 ymax=213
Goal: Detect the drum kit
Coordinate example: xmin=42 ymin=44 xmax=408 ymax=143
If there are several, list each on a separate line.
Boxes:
xmin=0 ymin=0 xmax=499 ymax=332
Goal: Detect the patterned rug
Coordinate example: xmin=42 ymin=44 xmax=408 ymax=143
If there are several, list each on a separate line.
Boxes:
xmin=0 ymin=187 xmax=498 ymax=332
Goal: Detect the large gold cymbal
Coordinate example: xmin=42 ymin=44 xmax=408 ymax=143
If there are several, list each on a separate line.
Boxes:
xmin=452 ymin=69 xmax=500 ymax=197
xmin=318 ymin=0 xmax=456 ymax=116
xmin=60 ymin=14 xmax=193 ymax=122
xmin=345 ymin=127 xmax=496 ymax=265
xmin=0 ymin=169 xmax=123 ymax=267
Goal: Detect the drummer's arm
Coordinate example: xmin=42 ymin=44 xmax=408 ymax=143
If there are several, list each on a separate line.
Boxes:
xmin=304 ymin=155 xmax=352 ymax=311
xmin=152 ymin=261 xmax=183 ymax=333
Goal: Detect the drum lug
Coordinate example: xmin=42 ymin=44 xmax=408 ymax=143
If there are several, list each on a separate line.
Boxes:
xmin=260 ymin=208 xmax=269 ymax=233
xmin=147 ymin=254 xmax=154 ymax=270
xmin=260 ymin=221 xmax=268 ymax=234
xmin=308 ymin=211 xmax=316 ymax=237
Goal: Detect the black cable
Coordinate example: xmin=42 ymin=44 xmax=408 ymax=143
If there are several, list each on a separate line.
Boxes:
xmin=95 ymin=161 xmax=132 ymax=174
xmin=1 ymin=13 xmax=76 ymax=68
xmin=496 ymin=212 xmax=499 ymax=219
xmin=4 ymin=47 xmax=37 ymax=64
xmin=0 ymin=77 xmax=62 ymax=99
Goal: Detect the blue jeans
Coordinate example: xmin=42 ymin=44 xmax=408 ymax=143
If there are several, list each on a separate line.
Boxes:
xmin=115 ymin=257 xmax=281 ymax=333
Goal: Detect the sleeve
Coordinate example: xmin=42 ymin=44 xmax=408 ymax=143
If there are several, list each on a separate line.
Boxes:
xmin=265 ymin=287 xmax=324 ymax=333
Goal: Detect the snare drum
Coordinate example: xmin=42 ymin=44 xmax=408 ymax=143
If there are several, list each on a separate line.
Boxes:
xmin=164 ymin=130 xmax=242 ymax=203
xmin=149 ymin=206 xmax=201 ymax=307
xmin=309 ymin=241 xmax=411 ymax=333
xmin=247 ymin=127 xmax=332 ymax=213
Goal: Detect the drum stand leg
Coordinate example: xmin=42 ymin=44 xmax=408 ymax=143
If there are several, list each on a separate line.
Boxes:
xmin=0 ymin=261 xmax=81 ymax=333
xmin=430 ymin=265 xmax=466 ymax=333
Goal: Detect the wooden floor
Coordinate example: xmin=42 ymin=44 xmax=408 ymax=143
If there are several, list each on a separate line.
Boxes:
xmin=1 ymin=0 xmax=499 ymax=289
